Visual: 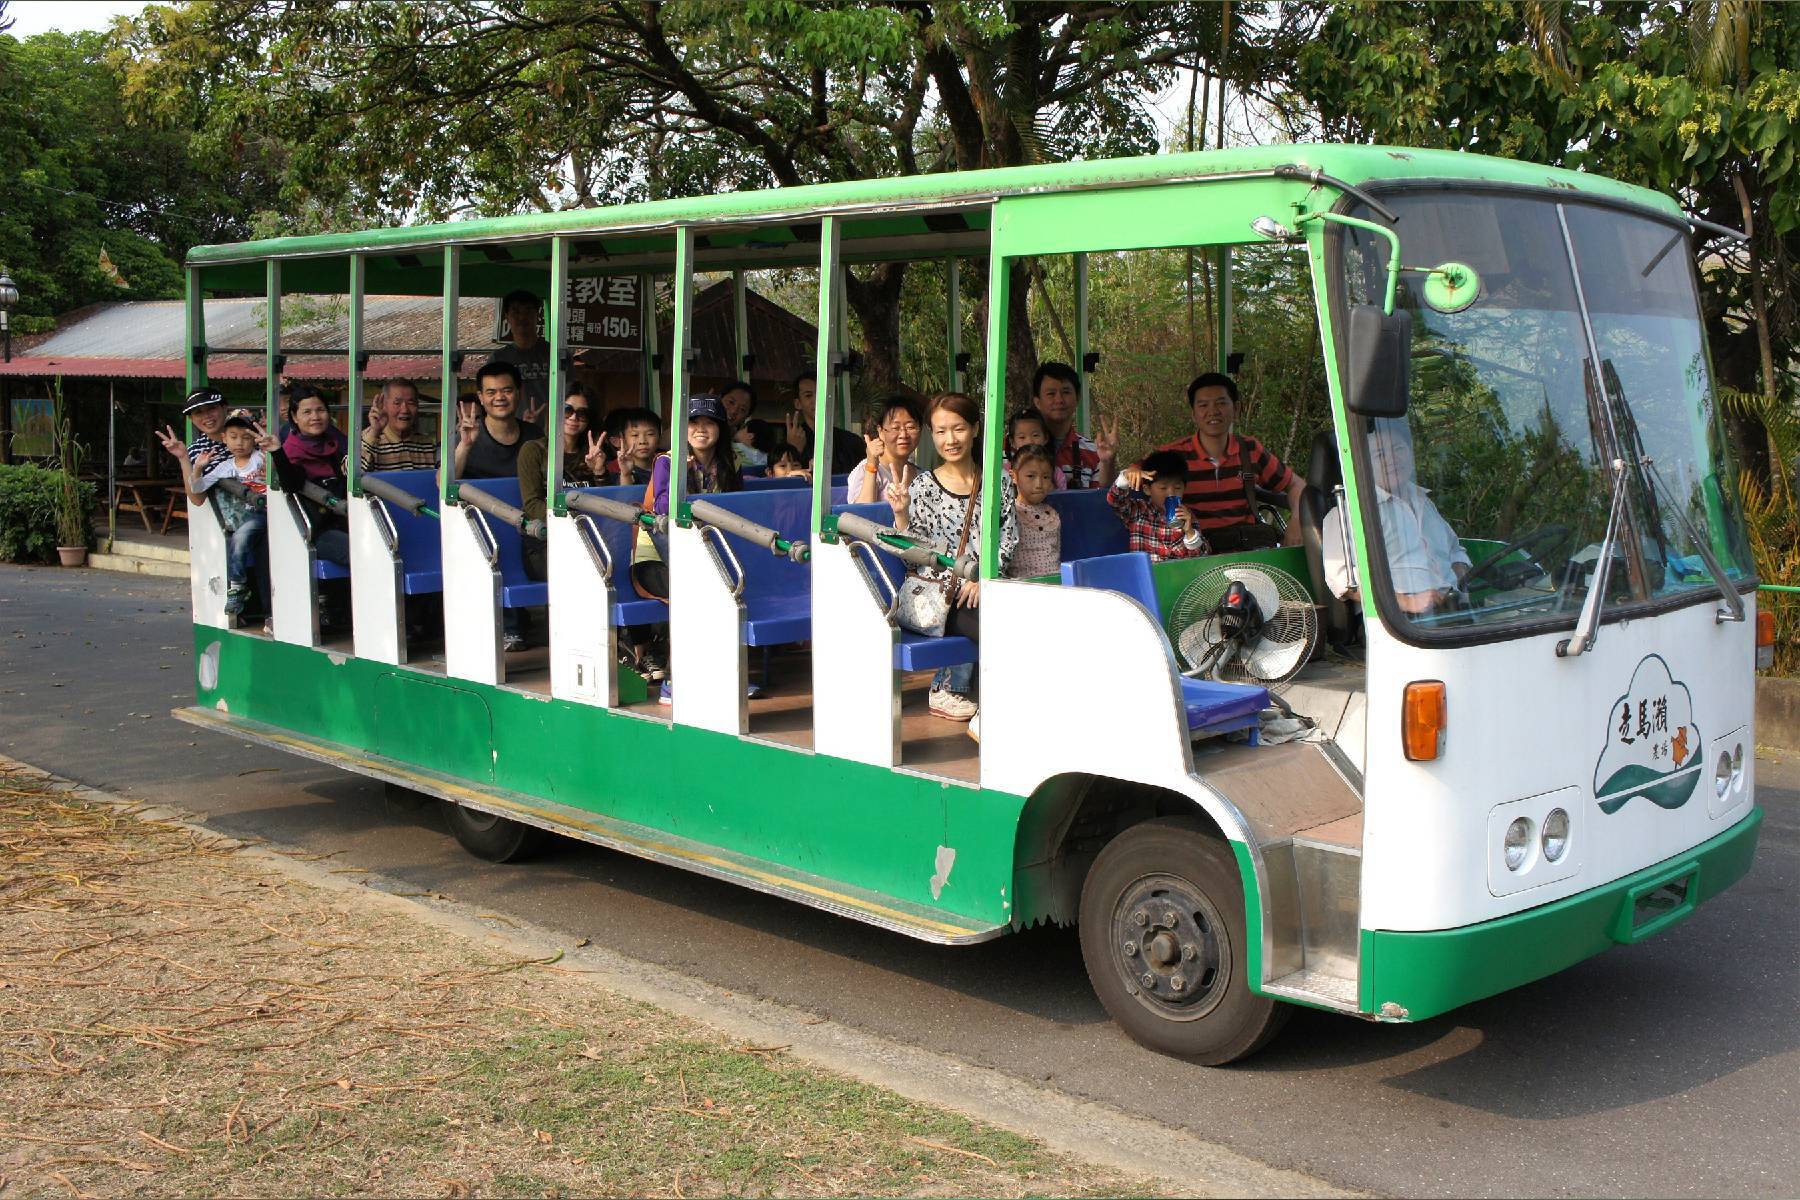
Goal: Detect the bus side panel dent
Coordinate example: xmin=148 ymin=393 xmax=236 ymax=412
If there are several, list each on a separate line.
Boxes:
xmin=1362 ymin=805 xmax=1762 ymax=1022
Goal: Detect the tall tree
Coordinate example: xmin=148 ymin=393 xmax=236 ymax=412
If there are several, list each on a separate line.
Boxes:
xmin=117 ymin=1 xmax=1296 ymax=403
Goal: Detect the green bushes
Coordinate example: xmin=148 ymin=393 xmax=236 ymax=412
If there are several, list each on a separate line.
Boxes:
xmin=0 ymin=464 xmax=95 ymax=562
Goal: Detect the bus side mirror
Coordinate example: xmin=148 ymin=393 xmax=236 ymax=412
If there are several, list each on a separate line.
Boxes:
xmin=1346 ymin=305 xmax=1411 ymax=418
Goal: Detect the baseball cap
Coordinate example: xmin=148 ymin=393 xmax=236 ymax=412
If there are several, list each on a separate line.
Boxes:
xmin=182 ymin=388 xmax=227 ymax=414
xmin=687 ymin=395 xmax=729 ymax=428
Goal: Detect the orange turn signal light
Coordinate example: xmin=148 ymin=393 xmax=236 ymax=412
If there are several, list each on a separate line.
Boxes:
xmin=1403 ymin=681 xmax=1447 ymax=762
xmin=1757 ymin=610 xmax=1775 ymax=649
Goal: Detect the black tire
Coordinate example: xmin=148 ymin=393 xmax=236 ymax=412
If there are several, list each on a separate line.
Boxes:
xmin=1079 ymin=816 xmax=1289 ymax=1065
xmin=444 ymin=802 xmax=545 ymax=863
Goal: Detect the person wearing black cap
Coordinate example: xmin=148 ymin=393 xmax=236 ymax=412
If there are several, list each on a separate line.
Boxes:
xmin=174 ymin=387 xmax=231 ymax=466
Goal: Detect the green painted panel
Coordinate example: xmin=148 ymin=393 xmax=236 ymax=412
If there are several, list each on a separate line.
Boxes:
xmin=994 ymin=178 xmax=1306 ymax=257
xmin=1149 ymin=547 xmax=1316 ymax=626
xmin=373 ymin=674 xmax=494 ymax=782
xmin=1360 ymin=806 xmax=1762 ymax=1021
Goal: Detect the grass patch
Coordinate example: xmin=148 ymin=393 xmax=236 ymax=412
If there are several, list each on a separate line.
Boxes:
xmin=0 ymin=763 xmax=1166 ymax=1198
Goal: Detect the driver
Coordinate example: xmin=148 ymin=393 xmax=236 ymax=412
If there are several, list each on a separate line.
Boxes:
xmin=1322 ymin=418 xmax=1469 ymax=614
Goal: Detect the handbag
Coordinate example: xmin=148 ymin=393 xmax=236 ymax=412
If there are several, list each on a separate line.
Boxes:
xmin=894 ymin=476 xmax=977 ymax=637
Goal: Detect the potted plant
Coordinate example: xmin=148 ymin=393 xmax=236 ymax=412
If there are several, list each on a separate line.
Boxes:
xmin=51 ymin=378 xmax=92 ymax=567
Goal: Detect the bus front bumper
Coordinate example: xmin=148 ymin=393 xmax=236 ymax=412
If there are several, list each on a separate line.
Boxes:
xmin=1360 ymin=805 xmax=1763 ymax=1022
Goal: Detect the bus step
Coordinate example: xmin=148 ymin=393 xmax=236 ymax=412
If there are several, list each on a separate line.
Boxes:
xmin=1267 ymin=966 xmax=1359 ymax=1011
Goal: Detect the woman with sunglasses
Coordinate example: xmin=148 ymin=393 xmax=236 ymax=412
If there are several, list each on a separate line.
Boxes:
xmin=518 ymin=383 xmax=603 ymax=581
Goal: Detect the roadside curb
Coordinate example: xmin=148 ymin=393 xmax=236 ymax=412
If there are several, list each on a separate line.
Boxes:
xmin=1757 ymin=677 xmax=1800 ymax=752
xmin=2 ymin=754 xmax=1357 ymax=1199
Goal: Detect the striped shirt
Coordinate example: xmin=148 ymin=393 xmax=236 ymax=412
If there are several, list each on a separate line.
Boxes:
xmin=1049 ymin=428 xmax=1102 ymax=489
xmin=1157 ymin=433 xmax=1295 ymax=531
xmin=360 ymin=429 xmax=439 ymax=472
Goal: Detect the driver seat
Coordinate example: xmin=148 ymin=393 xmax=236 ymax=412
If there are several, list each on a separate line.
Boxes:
xmin=1297 ymin=429 xmax=1359 ymax=651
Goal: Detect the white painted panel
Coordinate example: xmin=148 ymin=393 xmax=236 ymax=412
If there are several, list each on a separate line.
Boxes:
xmin=811 ymin=540 xmax=899 ymax=767
xmin=1359 ymin=597 xmax=1758 ymax=933
xmin=187 ymin=492 xmax=229 ymax=629
xmin=981 ymin=580 xmax=1253 ymax=845
xmin=267 ymin=491 xmax=319 ymax=647
xmin=667 ymin=522 xmax=746 ymax=735
xmin=441 ymin=503 xmax=502 ymax=686
xmin=350 ymin=497 xmax=404 ymax=664
xmin=549 ymin=511 xmax=615 ymax=706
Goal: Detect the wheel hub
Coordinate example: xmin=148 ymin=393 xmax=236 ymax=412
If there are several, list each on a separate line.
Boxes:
xmin=1112 ymin=873 xmax=1226 ymax=1019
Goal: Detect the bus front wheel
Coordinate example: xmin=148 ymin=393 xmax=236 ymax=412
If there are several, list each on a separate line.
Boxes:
xmin=1078 ymin=817 xmax=1288 ymax=1065
xmin=444 ymin=802 xmax=545 ymax=863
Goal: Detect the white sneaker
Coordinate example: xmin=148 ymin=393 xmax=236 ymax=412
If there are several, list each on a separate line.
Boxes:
xmin=928 ymin=687 xmax=977 ymax=722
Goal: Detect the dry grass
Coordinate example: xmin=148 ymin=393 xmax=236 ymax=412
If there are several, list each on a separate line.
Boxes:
xmin=0 ymin=763 xmax=1162 ymax=1199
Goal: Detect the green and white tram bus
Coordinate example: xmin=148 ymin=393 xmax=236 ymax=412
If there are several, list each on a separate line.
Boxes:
xmin=174 ymin=145 xmax=1770 ymax=1064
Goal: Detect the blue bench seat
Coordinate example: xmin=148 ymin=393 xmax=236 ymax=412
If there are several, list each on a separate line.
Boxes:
xmin=834 ymin=502 xmax=978 ymax=672
xmin=568 ymin=484 xmax=670 ymax=628
xmin=701 ymin=490 xmax=813 ymax=646
xmin=364 ymin=469 xmax=445 ymax=595
xmin=1060 ymin=551 xmax=1267 ymax=738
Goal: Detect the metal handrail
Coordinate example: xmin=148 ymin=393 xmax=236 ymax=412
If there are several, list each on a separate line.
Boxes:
xmin=456 ymin=481 xmax=544 ymax=540
xmin=689 ymin=499 xmax=809 ymax=563
xmin=575 ymin=513 xmax=614 ymax=583
xmin=464 ymin=505 xmax=499 ymax=568
xmin=565 ymin=490 xmax=655 ymax=530
xmin=697 ymin=523 xmax=746 ymax=599
xmin=834 ymin=511 xmax=970 ymax=577
xmin=369 ymin=494 xmax=400 ymax=556
xmin=845 ymin=537 xmax=899 ymax=617
xmin=360 ymin=474 xmax=438 ymax=518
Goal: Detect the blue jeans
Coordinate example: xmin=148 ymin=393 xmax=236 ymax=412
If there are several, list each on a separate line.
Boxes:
xmin=314 ymin=527 xmax=350 ymax=566
xmin=227 ymin=513 xmax=268 ymax=592
xmin=932 ymin=662 xmax=974 ymax=695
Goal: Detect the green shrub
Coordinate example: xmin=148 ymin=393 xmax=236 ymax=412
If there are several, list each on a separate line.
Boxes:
xmin=0 ymin=464 xmax=95 ymax=562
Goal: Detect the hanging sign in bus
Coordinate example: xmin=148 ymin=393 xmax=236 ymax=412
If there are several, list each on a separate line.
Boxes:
xmin=565 ymin=275 xmax=641 ymax=350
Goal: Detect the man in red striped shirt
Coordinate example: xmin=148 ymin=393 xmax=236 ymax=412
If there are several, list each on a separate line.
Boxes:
xmin=1157 ymin=372 xmax=1306 ymax=548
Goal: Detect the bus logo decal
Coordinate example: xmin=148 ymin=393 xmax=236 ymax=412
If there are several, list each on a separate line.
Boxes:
xmin=1593 ymin=654 xmax=1703 ymax=814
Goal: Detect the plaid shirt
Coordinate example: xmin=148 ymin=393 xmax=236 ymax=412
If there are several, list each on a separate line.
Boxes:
xmin=1107 ymin=476 xmax=1210 ymax=562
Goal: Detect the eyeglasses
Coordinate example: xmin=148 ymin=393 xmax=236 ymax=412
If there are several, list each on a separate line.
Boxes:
xmin=881 ymin=422 xmax=921 ymax=436
xmin=563 ymin=404 xmax=590 ymax=419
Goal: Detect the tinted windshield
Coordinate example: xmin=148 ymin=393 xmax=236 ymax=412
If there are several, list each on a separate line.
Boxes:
xmin=1333 ymin=190 xmax=1751 ymax=639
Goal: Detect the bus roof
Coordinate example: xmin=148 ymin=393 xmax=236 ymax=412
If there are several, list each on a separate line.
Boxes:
xmin=186 ymin=143 xmax=1681 ymax=270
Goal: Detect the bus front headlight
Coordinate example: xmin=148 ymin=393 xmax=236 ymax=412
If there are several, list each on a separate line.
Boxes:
xmin=1541 ymin=808 xmax=1570 ymax=863
xmin=1504 ymin=817 xmax=1534 ymax=872
xmin=1715 ymin=751 xmax=1733 ymax=798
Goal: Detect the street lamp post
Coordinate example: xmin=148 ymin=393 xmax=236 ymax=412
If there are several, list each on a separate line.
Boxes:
xmin=0 ymin=270 xmax=17 ymax=464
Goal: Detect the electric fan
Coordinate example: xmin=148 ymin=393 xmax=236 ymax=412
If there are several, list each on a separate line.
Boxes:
xmin=1167 ymin=563 xmax=1318 ymax=690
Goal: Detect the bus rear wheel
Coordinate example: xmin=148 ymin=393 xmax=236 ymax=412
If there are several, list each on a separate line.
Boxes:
xmin=444 ymin=802 xmax=545 ymax=863
xmin=1078 ymin=817 xmax=1288 ymax=1065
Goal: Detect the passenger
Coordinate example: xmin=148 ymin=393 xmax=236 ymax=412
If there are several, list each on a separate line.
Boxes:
xmin=634 ymin=395 xmax=741 ymax=704
xmin=768 ymin=442 xmax=811 ymax=481
xmin=360 ymin=378 xmax=438 ymax=472
xmin=261 ymin=390 xmax=352 ymax=568
xmin=784 ymin=371 xmax=865 ymax=477
xmin=1004 ymin=408 xmax=1063 ymax=488
xmin=1157 ymin=371 xmax=1305 ymax=551
xmin=1007 ymin=445 xmax=1062 ymax=579
xmin=275 ymin=379 xmax=301 ymax=442
xmin=599 ymin=406 xmax=661 ymax=487
xmin=885 ymin=392 xmax=1017 ymax=724
xmin=1107 ymin=449 xmax=1211 ymax=563
xmin=1031 ymin=361 xmax=1116 ymax=489
xmin=847 ymin=394 xmax=923 ymax=505
xmin=489 ymin=289 xmax=551 ymax=424
xmin=158 ymin=411 xmax=270 ymax=620
xmin=719 ymin=379 xmax=771 ymax=471
xmin=1322 ymin=418 xmax=1468 ymax=615
xmin=455 ymin=361 xmax=543 ymax=480
xmin=516 ymin=384 xmax=603 ymax=582
xmin=174 ymin=387 xmax=230 ymax=465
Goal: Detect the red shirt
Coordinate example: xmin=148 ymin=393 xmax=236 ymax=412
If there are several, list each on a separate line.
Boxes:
xmin=1157 ymin=433 xmax=1295 ymax=531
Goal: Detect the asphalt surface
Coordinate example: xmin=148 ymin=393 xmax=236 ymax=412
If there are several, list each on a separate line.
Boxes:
xmin=3 ymin=564 xmax=1795 ymax=1198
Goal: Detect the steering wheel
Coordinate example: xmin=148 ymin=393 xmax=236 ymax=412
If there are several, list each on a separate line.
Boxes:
xmin=1457 ymin=523 xmax=1573 ymax=596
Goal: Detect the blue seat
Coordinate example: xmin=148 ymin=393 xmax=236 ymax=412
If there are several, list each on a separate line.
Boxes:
xmin=834 ymin=501 xmax=977 ymax=672
xmin=365 ymin=470 xmax=443 ymax=594
xmin=1060 ymin=552 xmax=1267 ymax=737
xmin=566 ymin=484 xmax=669 ymax=628
xmin=314 ymin=559 xmax=349 ymax=581
xmin=702 ymin=490 xmax=813 ymax=646
xmin=457 ymin=476 xmax=546 ymax=608
xmin=741 ymin=474 xmax=807 ymax=491
xmin=1047 ymin=488 xmax=1128 ymax=563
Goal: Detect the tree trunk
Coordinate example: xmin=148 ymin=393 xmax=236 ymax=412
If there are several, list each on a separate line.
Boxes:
xmin=1005 ymin=258 xmax=1037 ymax=412
xmin=842 ymin=261 xmax=906 ymax=409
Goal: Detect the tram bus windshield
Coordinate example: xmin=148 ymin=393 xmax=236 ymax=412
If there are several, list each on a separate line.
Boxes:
xmin=1333 ymin=189 xmax=1753 ymax=639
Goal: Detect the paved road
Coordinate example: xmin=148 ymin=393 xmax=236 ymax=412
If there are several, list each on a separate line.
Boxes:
xmin=3 ymin=564 xmax=1795 ymax=1198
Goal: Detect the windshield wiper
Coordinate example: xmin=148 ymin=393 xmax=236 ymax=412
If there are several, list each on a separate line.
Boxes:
xmin=1641 ymin=456 xmax=1746 ymax=623
xmin=1558 ymin=458 xmax=1630 ymax=658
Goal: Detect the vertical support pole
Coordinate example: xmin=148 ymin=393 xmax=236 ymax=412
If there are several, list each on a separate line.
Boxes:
xmin=833 ymin=262 xmax=852 ymax=430
xmin=345 ymin=253 xmax=365 ymax=495
xmin=106 ymin=380 xmax=116 ymax=553
xmin=732 ymin=268 xmax=750 ymax=381
xmin=439 ymin=247 xmax=461 ymax=504
xmin=946 ymin=257 xmax=963 ymax=392
xmin=262 ymin=261 xmax=280 ymax=439
xmin=641 ymin=274 xmax=661 ymax=414
xmin=668 ymin=227 xmax=696 ymax=519
xmin=1075 ymin=252 xmax=1091 ymax=435
xmin=186 ymin=266 xmax=207 ymax=394
xmin=548 ymin=235 xmax=569 ymax=510
xmin=1215 ymin=245 xmax=1233 ymax=373
xmin=812 ymin=216 xmax=841 ymax=538
xmin=979 ymin=251 xmax=1010 ymax=581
